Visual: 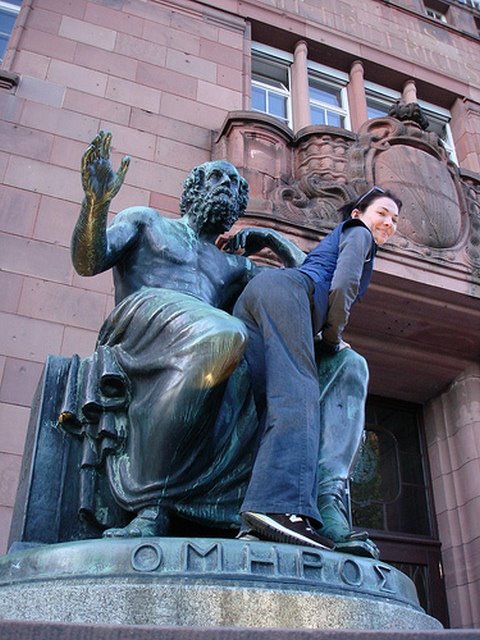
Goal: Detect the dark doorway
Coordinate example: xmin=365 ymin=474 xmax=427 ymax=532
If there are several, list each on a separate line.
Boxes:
xmin=349 ymin=396 xmax=449 ymax=627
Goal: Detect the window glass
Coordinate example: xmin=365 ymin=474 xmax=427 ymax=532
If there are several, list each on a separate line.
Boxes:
xmin=418 ymin=107 xmax=456 ymax=161
xmin=268 ymin=91 xmax=288 ymax=120
xmin=424 ymin=0 xmax=449 ymax=22
xmin=251 ymin=44 xmax=350 ymax=130
xmin=310 ymin=108 xmax=343 ymax=128
xmin=308 ymin=74 xmax=348 ymax=128
xmin=425 ymin=7 xmax=447 ymax=22
xmin=251 ymin=48 xmax=291 ymax=125
xmin=350 ymin=398 xmax=433 ymax=537
xmin=366 ymin=97 xmax=391 ymax=120
xmin=251 ymin=85 xmax=267 ymax=112
xmin=0 ymin=1 xmax=21 ymax=63
xmin=457 ymin=0 xmax=480 ymax=8
xmin=365 ymin=83 xmax=457 ymax=162
xmin=309 ymin=79 xmax=341 ymax=107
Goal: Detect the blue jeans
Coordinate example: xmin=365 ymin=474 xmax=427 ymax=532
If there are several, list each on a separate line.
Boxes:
xmin=233 ymin=268 xmax=325 ymax=523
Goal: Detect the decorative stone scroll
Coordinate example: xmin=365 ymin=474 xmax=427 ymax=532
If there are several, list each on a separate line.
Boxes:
xmin=270 ymin=126 xmax=357 ymax=230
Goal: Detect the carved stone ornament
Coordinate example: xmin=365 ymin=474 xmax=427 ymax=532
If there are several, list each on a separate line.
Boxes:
xmin=349 ymin=117 xmax=470 ymax=264
xmin=270 ymin=126 xmax=357 ymax=230
xmin=215 ymin=111 xmax=480 ymax=276
xmin=387 ymin=100 xmax=430 ymax=130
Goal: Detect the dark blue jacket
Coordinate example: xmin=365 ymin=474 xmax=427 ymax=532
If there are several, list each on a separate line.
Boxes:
xmin=298 ymin=219 xmax=377 ymax=337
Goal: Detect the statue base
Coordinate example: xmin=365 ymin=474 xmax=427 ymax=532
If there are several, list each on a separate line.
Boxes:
xmin=0 ymin=537 xmax=441 ymax=630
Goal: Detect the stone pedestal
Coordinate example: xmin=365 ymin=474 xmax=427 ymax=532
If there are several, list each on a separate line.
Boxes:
xmin=0 ymin=537 xmax=442 ymax=630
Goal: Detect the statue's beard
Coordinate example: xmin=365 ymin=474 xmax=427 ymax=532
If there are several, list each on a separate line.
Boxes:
xmin=189 ymin=190 xmax=240 ymax=235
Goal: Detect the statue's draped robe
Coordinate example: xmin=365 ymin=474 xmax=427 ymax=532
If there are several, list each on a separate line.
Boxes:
xmin=61 ymin=287 xmax=257 ymax=528
xmin=60 ymin=286 xmax=368 ymax=531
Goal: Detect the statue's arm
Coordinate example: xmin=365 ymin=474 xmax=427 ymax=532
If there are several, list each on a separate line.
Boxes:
xmin=223 ymin=227 xmax=306 ymax=267
xmin=71 ymin=130 xmax=132 ymax=276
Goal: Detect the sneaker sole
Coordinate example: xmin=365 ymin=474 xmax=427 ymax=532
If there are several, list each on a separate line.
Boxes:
xmin=242 ymin=512 xmax=333 ymax=550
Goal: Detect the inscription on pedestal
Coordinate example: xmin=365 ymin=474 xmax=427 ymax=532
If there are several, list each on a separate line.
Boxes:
xmin=125 ymin=539 xmax=405 ymax=603
xmin=0 ymin=536 xmax=443 ymax=630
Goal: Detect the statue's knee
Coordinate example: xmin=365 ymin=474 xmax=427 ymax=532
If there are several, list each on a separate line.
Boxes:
xmin=209 ymin=315 xmax=248 ymax=353
xmin=342 ymin=349 xmax=369 ymax=385
xmin=219 ymin=318 xmax=248 ymax=368
xmin=190 ymin=316 xmax=247 ymax=387
xmin=343 ymin=348 xmax=368 ymax=371
xmin=229 ymin=316 xmax=248 ymax=350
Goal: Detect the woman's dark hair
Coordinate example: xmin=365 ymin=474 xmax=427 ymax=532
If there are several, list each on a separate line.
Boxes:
xmin=339 ymin=186 xmax=403 ymax=221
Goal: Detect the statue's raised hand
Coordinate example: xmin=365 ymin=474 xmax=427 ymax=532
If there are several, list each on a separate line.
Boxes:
xmin=81 ymin=130 xmax=130 ymax=205
xmin=222 ymin=227 xmax=271 ymax=257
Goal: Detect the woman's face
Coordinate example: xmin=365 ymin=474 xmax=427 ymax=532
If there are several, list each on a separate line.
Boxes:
xmin=352 ymin=196 xmax=399 ymax=245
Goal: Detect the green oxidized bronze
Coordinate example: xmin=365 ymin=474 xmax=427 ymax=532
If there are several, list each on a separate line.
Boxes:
xmin=60 ymin=130 xmax=378 ymax=559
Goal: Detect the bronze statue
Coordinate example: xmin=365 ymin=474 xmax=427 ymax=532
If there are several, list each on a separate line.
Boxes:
xmin=60 ymin=130 xmax=378 ymax=558
xmin=67 ymin=130 xmax=304 ymax=538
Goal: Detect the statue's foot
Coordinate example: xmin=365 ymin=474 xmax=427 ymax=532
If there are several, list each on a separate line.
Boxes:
xmin=316 ymin=495 xmax=380 ymax=559
xmin=334 ymin=537 xmax=380 ymax=560
xmin=316 ymin=495 xmax=355 ymax=542
xmin=103 ymin=507 xmax=168 ymax=538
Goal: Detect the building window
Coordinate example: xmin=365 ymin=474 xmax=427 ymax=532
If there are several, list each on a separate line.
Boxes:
xmin=0 ymin=0 xmax=21 ymax=63
xmin=251 ymin=44 xmax=351 ymax=131
xmin=424 ymin=1 xmax=448 ymax=23
xmin=366 ymin=94 xmax=394 ymax=121
xmin=425 ymin=7 xmax=448 ymax=22
xmin=250 ymin=44 xmax=455 ymax=162
xmin=308 ymin=64 xmax=349 ymax=128
xmin=425 ymin=113 xmax=457 ymax=160
xmin=251 ymin=46 xmax=292 ymax=126
xmin=350 ymin=398 xmax=434 ymax=536
xmin=457 ymin=0 xmax=480 ymax=10
xmin=475 ymin=15 xmax=480 ymax=36
xmin=365 ymin=83 xmax=402 ymax=122
xmin=365 ymin=81 xmax=457 ymax=162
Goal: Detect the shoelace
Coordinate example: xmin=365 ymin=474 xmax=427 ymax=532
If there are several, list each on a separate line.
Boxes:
xmin=286 ymin=514 xmax=303 ymax=523
xmin=287 ymin=513 xmax=319 ymax=535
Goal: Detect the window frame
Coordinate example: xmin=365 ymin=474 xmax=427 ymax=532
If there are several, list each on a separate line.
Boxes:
xmin=307 ymin=61 xmax=351 ymax=130
xmin=251 ymin=43 xmax=293 ymax=127
xmin=457 ymin=0 xmax=480 ymax=8
xmin=425 ymin=6 xmax=448 ymax=22
xmin=364 ymin=80 xmax=458 ymax=163
xmin=474 ymin=15 xmax=480 ymax=36
xmin=0 ymin=0 xmax=21 ymax=64
xmin=423 ymin=0 xmax=450 ymax=23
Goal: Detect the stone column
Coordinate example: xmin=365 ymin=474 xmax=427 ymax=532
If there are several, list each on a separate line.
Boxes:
xmin=347 ymin=60 xmax=368 ymax=132
xmin=423 ymin=364 xmax=480 ymax=629
xmin=291 ymin=40 xmax=310 ymax=133
xmin=450 ymin=98 xmax=480 ymax=173
xmin=402 ymin=79 xmax=417 ymax=104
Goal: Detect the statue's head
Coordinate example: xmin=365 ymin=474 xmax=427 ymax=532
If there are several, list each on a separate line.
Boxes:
xmin=180 ymin=161 xmax=249 ymax=235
